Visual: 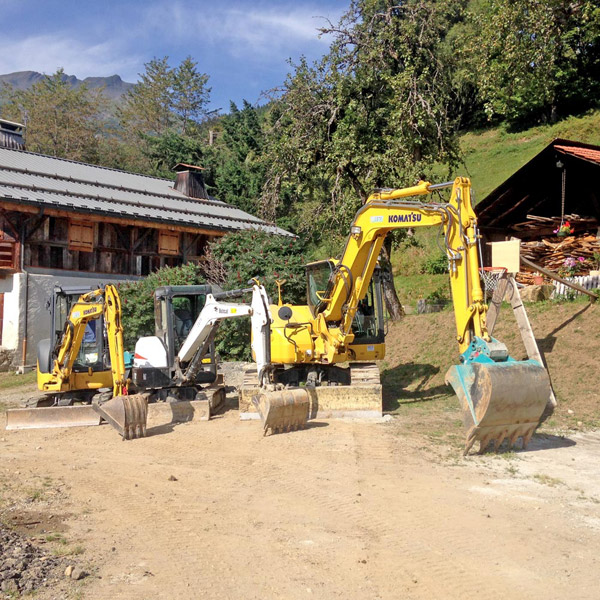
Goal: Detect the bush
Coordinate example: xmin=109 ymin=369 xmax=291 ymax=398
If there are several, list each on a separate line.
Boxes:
xmin=420 ymin=253 xmax=448 ymax=275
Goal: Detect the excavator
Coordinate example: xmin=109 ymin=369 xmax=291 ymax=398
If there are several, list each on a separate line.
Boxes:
xmin=241 ymin=177 xmax=551 ymax=452
xmin=6 ymin=285 xmax=147 ymax=439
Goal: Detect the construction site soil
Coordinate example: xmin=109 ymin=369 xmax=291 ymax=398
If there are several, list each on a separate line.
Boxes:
xmin=0 ymin=299 xmax=598 ymax=599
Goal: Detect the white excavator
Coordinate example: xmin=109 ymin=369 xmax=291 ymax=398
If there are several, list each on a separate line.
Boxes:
xmin=130 ymin=282 xmax=306 ymax=433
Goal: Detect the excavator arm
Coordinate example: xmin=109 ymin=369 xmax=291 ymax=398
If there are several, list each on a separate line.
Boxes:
xmin=318 ymin=178 xmax=488 ymax=355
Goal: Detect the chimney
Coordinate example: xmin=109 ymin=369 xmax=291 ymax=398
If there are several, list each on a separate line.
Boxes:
xmin=0 ymin=119 xmax=25 ymax=150
xmin=173 ymin=163 xmax=209 ymax=200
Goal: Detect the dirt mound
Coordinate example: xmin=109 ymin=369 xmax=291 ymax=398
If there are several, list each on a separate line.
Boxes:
xmin=0 ymin=525 xmax=64 ymax=595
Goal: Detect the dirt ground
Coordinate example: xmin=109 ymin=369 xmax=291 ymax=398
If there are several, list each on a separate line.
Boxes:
xmin=2 ymin=382 xmax=600 ymax=599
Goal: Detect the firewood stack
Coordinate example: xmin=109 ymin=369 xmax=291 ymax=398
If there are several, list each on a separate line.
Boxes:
xmin=510 ymin=215 xmax=600 ymax=285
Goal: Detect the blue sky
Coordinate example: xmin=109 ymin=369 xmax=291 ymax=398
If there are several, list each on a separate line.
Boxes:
xmin=0 ymin=0 xmax=348 ymax=112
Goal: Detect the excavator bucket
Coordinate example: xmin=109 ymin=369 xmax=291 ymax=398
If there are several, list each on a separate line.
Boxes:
xmin=445 ymin=359 xmax=551 ymax=455
xmin=92 ymin=394 xmax=148 ymax=440
xmin=252 ymin=389 xmax=310 ymax=436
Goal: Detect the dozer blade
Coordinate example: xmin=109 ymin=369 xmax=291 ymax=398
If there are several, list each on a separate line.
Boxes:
xmin=252 ymin=389 xmax=310 ymax=436
xmin=4 ymin=405 xmax=101 ymax=431
xmin=92 ymin=394 xmax=148 ymax=440
xmin=445 ymin=360 xmax=551 ymax=455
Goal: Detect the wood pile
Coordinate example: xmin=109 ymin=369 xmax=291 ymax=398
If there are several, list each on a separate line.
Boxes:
xmin=511 ymin=214 xmax=598 ymax=239
xmin=517 ymin=232 xmax=600 ymax=285
xmin=499 ymin=213 xmax=600 ymax=284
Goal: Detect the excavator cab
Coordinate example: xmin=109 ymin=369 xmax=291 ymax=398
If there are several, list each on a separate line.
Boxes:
xmin=132 ymin=285 xmax=220 ymax=390
xmin=306 ymin=260 xmax=385 ymax=359
xmin=37 ymin=285 xmax=113 ymax=398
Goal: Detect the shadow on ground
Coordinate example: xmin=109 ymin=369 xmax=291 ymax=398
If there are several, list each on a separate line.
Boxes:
xmin=381 ymin=362 xmax=452 ymax=411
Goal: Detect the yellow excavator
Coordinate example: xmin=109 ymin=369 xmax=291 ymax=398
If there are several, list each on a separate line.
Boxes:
xmin=245 ymin=177 xmax=551 ymax=452
xmin=24 ymin=285 xmax=147 ymax=439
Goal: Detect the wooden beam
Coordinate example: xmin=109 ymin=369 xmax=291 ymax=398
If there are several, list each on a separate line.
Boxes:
xmin=0 ymin=200 xmax=227 ymax=237
xmin=487 ymin=275 xmax=557 ymax=417
xmin=521 ymin=256 xmax=598 ymax=302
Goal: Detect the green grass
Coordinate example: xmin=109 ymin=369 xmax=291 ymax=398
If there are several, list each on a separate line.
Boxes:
xmin=456 ymin=110 xmax=600 ymax=199
xmin=532 ymin=473 xmax=565 ymax=487
xmin=0 ymin=370 xmax=37 ymax=390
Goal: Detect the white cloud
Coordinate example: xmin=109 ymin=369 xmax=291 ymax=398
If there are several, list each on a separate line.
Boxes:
xmin=141 ymin=1 xmax=342 ymax=58
xmin=0 ymin=34 xmax=141 ymax=80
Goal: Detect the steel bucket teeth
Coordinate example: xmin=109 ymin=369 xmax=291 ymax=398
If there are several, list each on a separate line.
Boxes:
xmin=93 ymin=394 xmax=148 ymax=440
xmin=445 ymin=360 xmax=551 ymax=455
xmin=252 ymin=389 xmax=310 ymax=436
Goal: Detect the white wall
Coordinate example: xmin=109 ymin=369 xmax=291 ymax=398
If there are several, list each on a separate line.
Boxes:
xmin=1 ymin=268 xmax=139 ymax=366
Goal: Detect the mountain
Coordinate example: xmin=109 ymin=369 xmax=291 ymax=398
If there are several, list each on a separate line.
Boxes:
xmin=0 ymin=71 xmax=135 ymax=102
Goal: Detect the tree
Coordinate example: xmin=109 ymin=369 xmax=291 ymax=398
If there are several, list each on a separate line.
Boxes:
xmin=261 ymin=0 xmax=462 ymax=318
xmin=454 ymin=0 xmax=600 ymax=126
xmin=205 ymin=100 xmax=267 ymax=215
xmin=0 ymin=68 xmax=108 ymax=162
xmin=203 ymin=230 xmax=306 ymax=360
xmin=118 ymin=57 xmax=175 ymax=138
xmin=172 ymin=57 xmax=211 ymax=135
xmin=118 ymin=57 xmax=211 ymax=173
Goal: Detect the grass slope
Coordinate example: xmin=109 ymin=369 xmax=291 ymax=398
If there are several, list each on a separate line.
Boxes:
xmin=458 ymin=110 xmax=600 ymax=199
xmin=381 ymin=296 xmax=599 ymax=449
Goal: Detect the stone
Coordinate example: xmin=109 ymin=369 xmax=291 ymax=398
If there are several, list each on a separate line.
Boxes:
xmin=519 ymin=284 xmax=554 ymax=303
xmin=64 ymin=565 xmax=73 ymax=578
xmin=70 ymin=566 xmax=87 ymax=580
xmin=168 ymin=475 xmax=178 ymax=482
xmin=1 ymin=578 xmax=18 ymax=593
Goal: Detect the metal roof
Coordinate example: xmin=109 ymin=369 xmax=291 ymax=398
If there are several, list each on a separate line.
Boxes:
xmin=0 ymin=147 xmax=292 ymax=237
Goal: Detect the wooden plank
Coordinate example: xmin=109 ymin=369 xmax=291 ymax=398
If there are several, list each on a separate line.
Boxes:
xmin=504 ymin=276 xmax=557 ymax=412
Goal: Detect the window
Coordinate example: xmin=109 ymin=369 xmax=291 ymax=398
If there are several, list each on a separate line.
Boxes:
xmin=158 ymin=230 xmax=180 ymax=256
xmin=68 ymin=221 xmax=94 ymax=252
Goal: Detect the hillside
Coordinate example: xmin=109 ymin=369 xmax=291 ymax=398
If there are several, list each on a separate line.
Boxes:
xmin=459 ymin=110 xmax=600 ymax=199
xmin=391 ymin=110 xmax=600 ymax=309
xmin=381 ymin=296 xmax=600 ymax=449
xmin=0 ymin=70 xmax=134 ymax=102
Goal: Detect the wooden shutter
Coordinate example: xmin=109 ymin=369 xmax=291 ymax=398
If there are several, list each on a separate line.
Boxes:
xmin=158 ymin=230 xmax=180 ymax=256
xmin=68 ymin=221 xmax=94 ymax=252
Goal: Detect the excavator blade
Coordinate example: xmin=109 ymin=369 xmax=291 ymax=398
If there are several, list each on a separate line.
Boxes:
xmin=92 ymin=394 xmax=148 ymax=440
xmin=445 ymin=360 xmax=551 ymax=455
xmin=4 ymin=405 xmax=101 ymax=430
xmin=252 ymin=389 xmax=310 ymax=436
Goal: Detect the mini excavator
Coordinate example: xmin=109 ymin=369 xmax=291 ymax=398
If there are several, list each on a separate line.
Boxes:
xmin=240 ymin=177 xmax=551 ymax=452
xmin=6 ymin=285 xmax=147 ymax=439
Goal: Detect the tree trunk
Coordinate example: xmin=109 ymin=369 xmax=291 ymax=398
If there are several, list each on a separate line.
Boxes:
xmin=380 ymin=238 xmax=404 ymax=321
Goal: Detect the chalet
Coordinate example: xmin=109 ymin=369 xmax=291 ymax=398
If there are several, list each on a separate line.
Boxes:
xmin=0 ymin=119 xmax=290 ymax=369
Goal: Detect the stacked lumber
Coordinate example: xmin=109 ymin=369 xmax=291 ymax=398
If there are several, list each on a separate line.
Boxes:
xmin=517 ymin=232 xmax=600 ymax=284
xmin=511 ymin=214 xmax=598 ymax=238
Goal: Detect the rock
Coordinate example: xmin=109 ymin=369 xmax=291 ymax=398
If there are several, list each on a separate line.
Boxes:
xmin=168 ymin=475 xmax=178 ymax=482
xmin=417 ymin=299 xmax=447 ymax=314
xmin=64 ymin=565 xmax=73 ymax=578
xmin=70 ymin=566 xmax=87 ymax=580
xmin=567 ymin=409 xmax=574 ymax=415
xmin=1 ymin=578 xmax=18 ymax=593
xmin=519 ymin=284 xmax=554 ymax=303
